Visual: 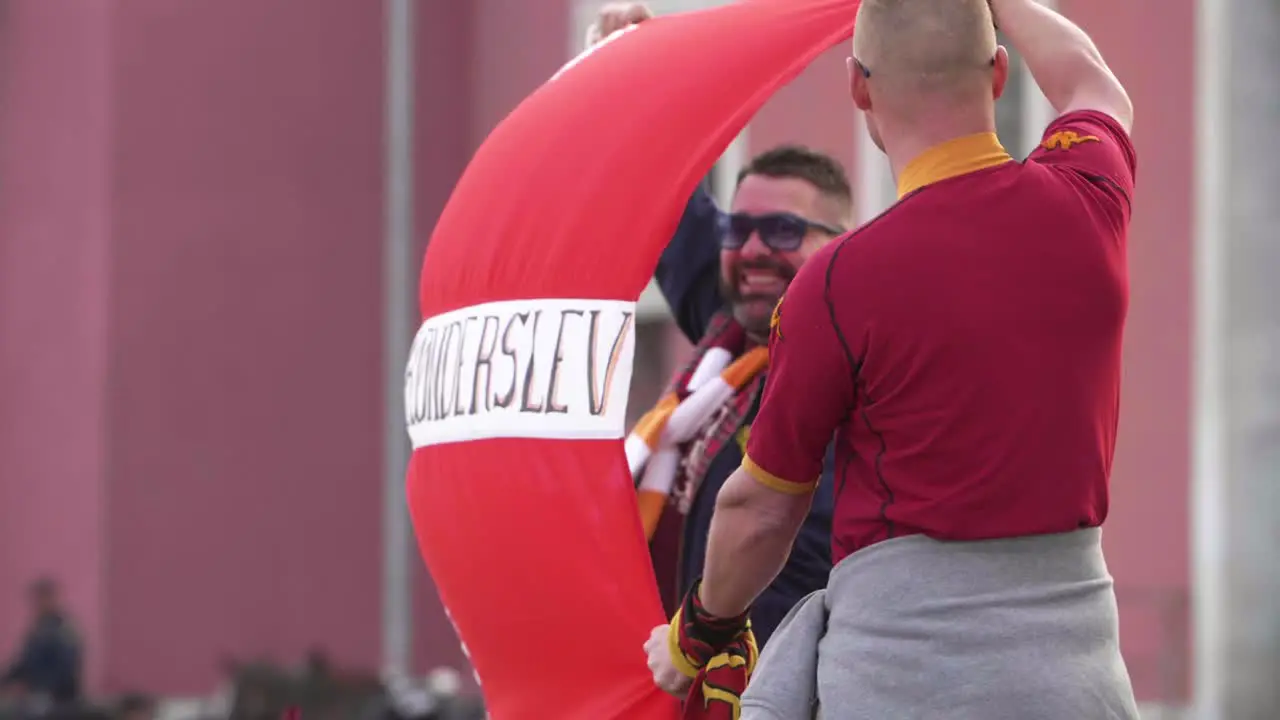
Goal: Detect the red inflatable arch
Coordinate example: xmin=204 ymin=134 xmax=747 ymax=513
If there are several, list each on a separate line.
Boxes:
xmin=405 ymin=2 xmax=856 ymax=717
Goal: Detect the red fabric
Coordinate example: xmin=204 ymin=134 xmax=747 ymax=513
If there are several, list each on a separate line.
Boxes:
xmin=406 ymin=2 xmax=857 ymax=718
xmin=746 ymin=111 xmax=1136 ymax=564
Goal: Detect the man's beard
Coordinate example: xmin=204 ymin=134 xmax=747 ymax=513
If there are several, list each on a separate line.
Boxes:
xmin=720 ymin=258 xmax=797 ymax=339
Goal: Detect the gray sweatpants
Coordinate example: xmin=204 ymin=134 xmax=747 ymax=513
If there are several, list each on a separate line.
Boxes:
xmin=742 ymin=528 xmax=1139 ymax=720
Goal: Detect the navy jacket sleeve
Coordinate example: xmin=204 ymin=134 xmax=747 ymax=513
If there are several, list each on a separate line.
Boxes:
xmin=653 ymin=184 xmax=725 ymax=344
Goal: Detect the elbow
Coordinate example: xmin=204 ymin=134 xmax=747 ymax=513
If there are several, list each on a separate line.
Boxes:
xmin=1047 ymin=54 xmax=1134 ymax=132
xmin=1106 ymin=87 xmax=1135 ymax=132
xmin=715 ymin=470 xmax=812 ymax=533
xmin=1071 ymin=82 xmax=1134 ymax=133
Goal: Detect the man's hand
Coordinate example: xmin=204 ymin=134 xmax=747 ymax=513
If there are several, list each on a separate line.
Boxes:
xmin=644 ymin=624 xmax=693 ymax=697
xmin=586 ymin=2 xmax=653 ymax=48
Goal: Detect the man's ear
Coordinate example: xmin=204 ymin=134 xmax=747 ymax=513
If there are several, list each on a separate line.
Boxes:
xmin=849 ymin=59 xmax=872 ymax=112
xmin=992 ymin=46 xmax=1010 ymax=101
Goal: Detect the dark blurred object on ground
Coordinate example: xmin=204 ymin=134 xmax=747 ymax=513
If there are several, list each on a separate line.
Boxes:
xmin=0 ymin=648 xmax=484 ymax=720
xmin=0 ymin=699 xmax=111 ymax=720
xmin=223 ymin=654 xmax=377 ymax=720
xmin=222 ymin=651 xmax=484 ymax=720
xmin=113 ymin=693 xmax=155 ymax=720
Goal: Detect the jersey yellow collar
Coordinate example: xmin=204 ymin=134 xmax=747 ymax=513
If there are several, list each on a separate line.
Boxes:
xmin=897 ymin=132 xmax=1013 ymax=198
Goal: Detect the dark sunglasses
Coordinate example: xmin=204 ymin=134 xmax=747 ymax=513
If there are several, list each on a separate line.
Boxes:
xmin=721 ymin=212 xmax=846 ymax=252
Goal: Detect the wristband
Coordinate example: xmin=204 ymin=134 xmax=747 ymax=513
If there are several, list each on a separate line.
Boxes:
xmin=666 ymin=579 xmax=754 ymax=679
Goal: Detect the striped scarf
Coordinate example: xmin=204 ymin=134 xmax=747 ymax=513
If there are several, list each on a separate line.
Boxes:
xmin=625 ymin=312 xmax=768 ymax=541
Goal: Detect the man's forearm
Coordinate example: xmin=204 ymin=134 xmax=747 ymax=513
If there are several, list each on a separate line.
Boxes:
xmin=990 ymin=0 xmax=1132 ymax=128
xmin=697 ymin=469 xmax=810 ymax=618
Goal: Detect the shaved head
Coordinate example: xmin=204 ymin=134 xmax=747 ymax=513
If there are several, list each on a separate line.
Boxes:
xmin=853 ymin=0 xmax=999 ymax=104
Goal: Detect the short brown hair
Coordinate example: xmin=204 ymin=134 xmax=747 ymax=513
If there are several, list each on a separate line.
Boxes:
xmin=737 ymin=145 xmax=853 ymax=222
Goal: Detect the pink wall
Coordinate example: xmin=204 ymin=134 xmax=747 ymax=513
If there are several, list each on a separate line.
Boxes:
xmin=0 ymin=0 xmax=113 ymax=692
xmin=467 ymin=0 xmax=574 ymax=151
xmin=1 ymin=0 xmax=387 ymax=696
xmin=100 ymin=0 xmax=386 ymax=693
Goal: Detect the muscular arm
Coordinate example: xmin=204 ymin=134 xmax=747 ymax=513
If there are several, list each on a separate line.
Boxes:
xmin=697 ymin=246 xmax=854 ymax=617
xmin=698 ymin=468 xmax=813 ymax=617
xmin=653 ymin=183 xmax=724 ymax=343
xmin=990 ymin=0 xmax=1133 ymax=131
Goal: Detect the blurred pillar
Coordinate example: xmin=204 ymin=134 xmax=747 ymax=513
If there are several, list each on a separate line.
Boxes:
xmin=1207 ymin=0 xmax=1280 ymax=715
xmin=1192 ymin=0 xmax=1228 ymax=715
xmin=383 ymin=0 xmax=416 ymax=678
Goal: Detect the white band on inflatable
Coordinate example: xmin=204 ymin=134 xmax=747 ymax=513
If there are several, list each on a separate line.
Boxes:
xmin=405 ymin=298 xmax=637 ymax=448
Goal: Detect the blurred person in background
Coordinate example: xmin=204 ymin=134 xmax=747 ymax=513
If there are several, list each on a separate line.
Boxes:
xmin=1 ymin=579 xmax=82 ymax=710
xmin=592 ymin=2 xmax=853 ymax=650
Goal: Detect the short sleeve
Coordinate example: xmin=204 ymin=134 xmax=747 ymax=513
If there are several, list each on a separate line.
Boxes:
xmin=1027 ymin=110 xmax=1137 ymax=224
xmin=741 ymin=249 xmax=856 ymax=494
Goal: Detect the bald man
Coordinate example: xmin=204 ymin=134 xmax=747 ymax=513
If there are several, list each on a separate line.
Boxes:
xmin=644 ymin=0 xmax=1140 ymax=717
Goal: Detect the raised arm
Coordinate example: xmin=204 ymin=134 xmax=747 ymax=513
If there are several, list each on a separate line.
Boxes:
xmin=989 ymin=0 xmax=1133 ymax=131
xmin=653 ymin=183 xmax=725 ymax=343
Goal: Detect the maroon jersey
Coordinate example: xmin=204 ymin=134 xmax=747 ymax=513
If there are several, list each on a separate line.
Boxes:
xmin=742 ymin=111 xmax=1137 ymax=563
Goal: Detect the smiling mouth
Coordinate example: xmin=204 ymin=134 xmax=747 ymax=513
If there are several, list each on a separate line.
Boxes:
xmin=737 ymin=268 xmax=787 ymax=298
